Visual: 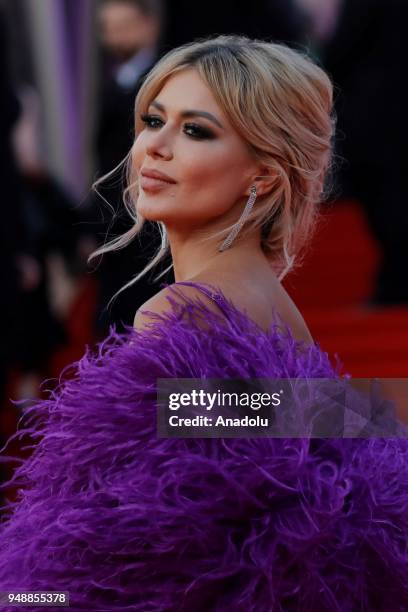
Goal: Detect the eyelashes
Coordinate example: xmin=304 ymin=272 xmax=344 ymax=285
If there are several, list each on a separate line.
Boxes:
xmin=140 ymin=113 xmax=163 ymax=130
xmin=139 ymin=113 xmax=216 ymax=140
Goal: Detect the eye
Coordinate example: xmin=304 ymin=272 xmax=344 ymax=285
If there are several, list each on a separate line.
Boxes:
xmin=183 ymin=123 xmax=215 ymax=140
xmin=140 ymin=113 xmax=215 ymax=140
xmin=140 ymin=113 xmax=163 ymax=129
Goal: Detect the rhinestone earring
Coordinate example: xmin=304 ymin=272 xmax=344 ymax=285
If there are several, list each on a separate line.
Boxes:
xmin=160 ymin=226 xmax=168 ymax=250
xmin=218 ymin=185 xmax=257 ymax=252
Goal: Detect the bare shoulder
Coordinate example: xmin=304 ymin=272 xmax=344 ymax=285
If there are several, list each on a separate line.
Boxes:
xmin=183 ymin=271 xmax=314 ymax=345
xmin=133 ymin=275 xmax=314 ymax=346
xmin=274 ymin=289 xmax=314 ymax=346
xmin=133 ymin=283 xmax=221 ymax=332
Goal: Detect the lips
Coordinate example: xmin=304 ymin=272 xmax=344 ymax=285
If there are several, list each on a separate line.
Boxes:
xmin=140 ymin=168 xmax=176 ymax=184
xmin=139 ymin=168 xmax=176 ymax=192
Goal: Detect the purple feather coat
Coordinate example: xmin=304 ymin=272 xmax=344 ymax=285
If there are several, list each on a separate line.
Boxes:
xmin=0 ymin=282 xmax=407 ymax=611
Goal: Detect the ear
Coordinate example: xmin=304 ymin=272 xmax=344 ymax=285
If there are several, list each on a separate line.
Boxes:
xmin=248 ymin=165 xmax=276 ymax=198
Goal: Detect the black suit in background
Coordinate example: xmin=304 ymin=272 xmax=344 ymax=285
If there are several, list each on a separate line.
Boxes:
xmin=0 ymin=11 xmax=26 ymax=402
xmin=322 ymin=0 xmax=408 ymax=303
xmin=160 ymin=0 xmax=306 ymax=52
xmin=0 ymin=11 xmax=29 ymax=494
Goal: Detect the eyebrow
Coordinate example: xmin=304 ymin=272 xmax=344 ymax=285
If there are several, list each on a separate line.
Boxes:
xmin=149 ymin=100 xmax=224 ymax=129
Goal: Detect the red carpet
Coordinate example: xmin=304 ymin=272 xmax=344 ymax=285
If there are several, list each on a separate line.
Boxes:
xmin=284 ymin=199 xmax=408 ymax=380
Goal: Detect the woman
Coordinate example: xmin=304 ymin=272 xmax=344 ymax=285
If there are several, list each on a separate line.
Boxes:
xmin=0 ymin=36 xmax=407 ymax=611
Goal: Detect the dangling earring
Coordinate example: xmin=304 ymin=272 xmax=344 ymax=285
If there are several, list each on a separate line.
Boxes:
xmin=160 ymin=225 xmax=168 ymax=250
xmin=218 ymin=185 xmax=257 ymax=252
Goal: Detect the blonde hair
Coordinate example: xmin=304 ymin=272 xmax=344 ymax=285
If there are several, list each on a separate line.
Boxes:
xmin=90 ymin=34 xmax=336 ymax=295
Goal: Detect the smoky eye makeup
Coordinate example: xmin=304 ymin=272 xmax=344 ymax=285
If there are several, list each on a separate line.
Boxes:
xmin=139 ymin=112 xmax=217 ymax=141
xmin=140 ymin=113 xmax=163 ymax=129
xmin=183 ymin=123 xmax=216 ymax=140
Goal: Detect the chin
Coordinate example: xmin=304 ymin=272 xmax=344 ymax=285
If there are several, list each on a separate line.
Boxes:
xmin=136 ymin=197 xmax=171 ymax=223
xmin=136 ymin=194 xmax=209 ymax=227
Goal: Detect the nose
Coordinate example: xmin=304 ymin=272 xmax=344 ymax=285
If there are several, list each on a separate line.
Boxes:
xmin=146 ymin=130 xmax=173 ymax=161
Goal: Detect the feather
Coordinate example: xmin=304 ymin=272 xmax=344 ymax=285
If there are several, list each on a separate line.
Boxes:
xmin=0 ymin=287 xmax=406 ymax=611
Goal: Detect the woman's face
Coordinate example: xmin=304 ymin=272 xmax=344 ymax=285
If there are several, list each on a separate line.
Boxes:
xmin=132 ymin=68 xmax=260 ymax=231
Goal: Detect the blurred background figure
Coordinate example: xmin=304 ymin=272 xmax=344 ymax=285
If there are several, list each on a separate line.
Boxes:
xmin=0 ymin=9 xmax=28 ymax=411
xmin=298 ymin=0 xmax=408 ymax=305
xmin=0 ymin=8 xmax=67 ymax=410
xmin=84 ymin=0 xmax=169 ymax=337
xmin=0 ymin=1 xmax=86 ymax=407
xmin=97 ymin=0 xmax=163 ymax=177
xmin=11 ymin=85 xmax=81 ymax=400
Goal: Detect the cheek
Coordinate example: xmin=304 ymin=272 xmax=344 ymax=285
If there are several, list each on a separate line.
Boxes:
xmin=178 ymin=142 xmax=236 ymax=184
xmin=178 ymin=145 xmax=248 ymax=209
xmin=131 ymin=134 xmax=146 ymax=172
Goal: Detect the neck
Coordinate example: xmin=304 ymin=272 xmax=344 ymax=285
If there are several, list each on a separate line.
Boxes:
xmin=166 ymin=225 xmax=270 ymax=282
